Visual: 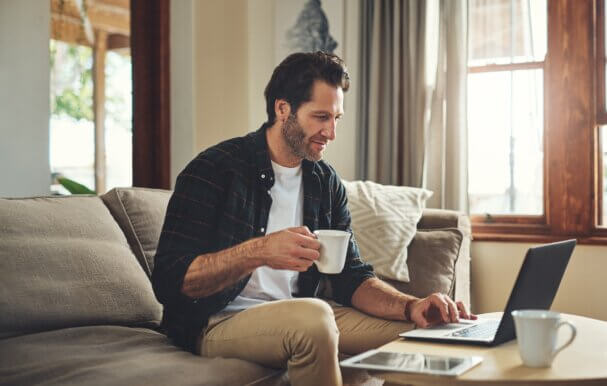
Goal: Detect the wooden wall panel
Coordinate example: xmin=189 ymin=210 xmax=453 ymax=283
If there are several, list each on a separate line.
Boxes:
xmin=545 ymin=0 xmax=595 ymax=236
xmin=131 ymin=0 xmax=171 ymax=189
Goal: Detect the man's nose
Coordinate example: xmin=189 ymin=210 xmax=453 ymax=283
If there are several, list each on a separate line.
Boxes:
xmin=322 ymin=121 xmax=337 ymax=141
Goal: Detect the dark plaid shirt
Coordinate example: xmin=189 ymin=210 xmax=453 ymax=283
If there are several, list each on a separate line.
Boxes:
xmin=152 ymin=124 xmax=375 ymax=352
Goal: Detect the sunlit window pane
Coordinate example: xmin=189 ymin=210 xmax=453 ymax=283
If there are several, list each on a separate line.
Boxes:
xmin=469 ymin=0 xmax=547 ymax=66
xmin=49 ymin=40 xmax=95 ymax=193
xmin=468 ymin=69 xmax=543 ymax=215
xmin=105 ymin=50 xmax=132 ymax=191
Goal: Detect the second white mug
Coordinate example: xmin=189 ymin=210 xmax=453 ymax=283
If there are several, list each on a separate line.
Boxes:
xmin=511 ymin=309 xmax=577 ymax=367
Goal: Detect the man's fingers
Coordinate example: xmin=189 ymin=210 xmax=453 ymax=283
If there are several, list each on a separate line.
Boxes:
xmin=414 ymin=295 xmax=478 ymax=328
xmin=293 ymin=233 xmax=321 ymax=250
xmin=413 ymin=303 xmax=430 ymax=328
xmin=417 ymin=319 xmax=430 ymax=328
xmin=456 ymin=301 xmax=469 ymax=319
xmin=289 ymin=226 xmax=315 ymax=237
xmin=433 ymin=297 xmax=451 ymax=323
xmin=447 ymin=299 xmax=459 ymax=323
xmin=294 ymin=245 xmax=320 ymax=261
xmin=273 ymin=257 xmax=313 ymax=271
xmin=457 ymin=301 xmax=478 ymax=320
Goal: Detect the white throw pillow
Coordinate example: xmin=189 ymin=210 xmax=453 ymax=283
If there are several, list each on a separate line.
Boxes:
xmin=342 ymin=180 xmax=433 ymax=282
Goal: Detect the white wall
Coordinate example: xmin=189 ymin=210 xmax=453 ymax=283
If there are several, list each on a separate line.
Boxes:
xmin=0 ymin=1 xmax=51 ymax=197
xmin=247 ymin=0 xmax=275 ymax=134
xmin=471 ymin=242 xmax=607 ymax=321
xmin=194 ymin=0 xmax=250 ymax=154
xmin=171 ymin=0 xmax=252 ymax=186
xmin=326 ymin=0 xmax=359 ymax=181
xmin=170 ymin=0 xmax=196 ymax=187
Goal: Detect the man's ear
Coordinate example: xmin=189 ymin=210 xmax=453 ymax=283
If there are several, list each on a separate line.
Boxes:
xmin=274 ymin=99 xmax=291 ymax=123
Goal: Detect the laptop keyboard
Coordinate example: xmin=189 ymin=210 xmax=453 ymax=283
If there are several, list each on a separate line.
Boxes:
xmin=450 ymin=320 xmax=500 ymax=338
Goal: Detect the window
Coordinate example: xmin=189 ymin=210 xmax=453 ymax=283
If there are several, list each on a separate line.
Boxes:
xmin=104 ymin=50 xmax=133 ymax=191
xmin=468 ymin=0 xmax=607 ymax=243
xmin=50 ymin=41 xmax=96 ymax=192
xmin=468 ymin=0 xmax=546 ymax=216
xmin=49 ymin=0 xmax=131 ymax=194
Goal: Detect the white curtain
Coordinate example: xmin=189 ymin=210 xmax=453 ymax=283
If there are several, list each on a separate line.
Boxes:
xmin=356 ymin=0 xmax=469 ymax=212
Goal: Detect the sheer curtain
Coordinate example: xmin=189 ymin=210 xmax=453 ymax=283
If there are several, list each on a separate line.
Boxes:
xmin=356 ymin=0 xmax=468 ymax=211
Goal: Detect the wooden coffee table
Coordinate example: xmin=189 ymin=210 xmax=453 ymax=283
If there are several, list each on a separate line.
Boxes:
xmin=371 ymin=313 xmax=607 ymax=386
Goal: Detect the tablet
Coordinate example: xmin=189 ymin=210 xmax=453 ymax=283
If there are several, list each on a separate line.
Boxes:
xmin=340 ymin=349 xmax=483 ymax=376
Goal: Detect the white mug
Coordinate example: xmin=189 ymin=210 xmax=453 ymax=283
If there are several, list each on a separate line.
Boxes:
xmin=313 ymin=230 xmax=350 ymax=274
xmin=511 ymin=310 xmax=577 ymax=367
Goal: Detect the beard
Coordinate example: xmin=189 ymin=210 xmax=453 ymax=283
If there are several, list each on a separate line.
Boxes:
xmin=281 ymin=113 xmax=323 ymax=161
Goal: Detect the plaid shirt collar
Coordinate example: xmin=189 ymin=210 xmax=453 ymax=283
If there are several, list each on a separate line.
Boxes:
xmin=250 ymin=123 xmax=322 ymax=211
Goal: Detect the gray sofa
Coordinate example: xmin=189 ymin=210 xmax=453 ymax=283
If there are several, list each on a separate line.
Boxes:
xmin=0 ymin=187 xmax=471 ymax=385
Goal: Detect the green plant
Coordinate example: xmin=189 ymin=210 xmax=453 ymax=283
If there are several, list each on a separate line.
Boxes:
xmin=57 ymin=177 xmax=96 ymax=195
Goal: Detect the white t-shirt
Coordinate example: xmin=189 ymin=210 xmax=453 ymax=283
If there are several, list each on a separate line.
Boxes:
xmin=224 ymin=160 xmax=304 ymax=311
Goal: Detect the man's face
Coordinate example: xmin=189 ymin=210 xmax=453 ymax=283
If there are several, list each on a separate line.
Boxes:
xmin=281 ymin=80 xmax=344 ymax=162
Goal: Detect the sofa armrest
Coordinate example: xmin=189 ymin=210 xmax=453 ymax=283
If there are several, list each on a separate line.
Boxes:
xmin=418 ymin=209 xmax=471 ymax=236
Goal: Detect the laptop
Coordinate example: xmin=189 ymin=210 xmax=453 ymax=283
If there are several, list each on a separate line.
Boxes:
xmin=399 ymin=239 xmax=576 ymax=346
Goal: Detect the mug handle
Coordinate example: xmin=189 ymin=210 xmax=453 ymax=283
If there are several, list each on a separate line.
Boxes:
xmin=551 ymin=320 xmax=577 ymax=360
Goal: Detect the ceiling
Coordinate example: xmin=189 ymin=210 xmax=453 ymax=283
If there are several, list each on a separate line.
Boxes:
xmin=50 ymin=0 xmax=130 ymax=49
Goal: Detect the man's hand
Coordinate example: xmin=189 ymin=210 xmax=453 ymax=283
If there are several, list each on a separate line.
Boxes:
xmin=408 ymin=293 xmax=477 ymax=328
xmin=261 ymin=226 xmax=320 ymax=272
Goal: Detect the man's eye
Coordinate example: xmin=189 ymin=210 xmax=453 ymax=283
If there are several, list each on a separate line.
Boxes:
xmin=316 ymin=115 xmax=328 ymax=120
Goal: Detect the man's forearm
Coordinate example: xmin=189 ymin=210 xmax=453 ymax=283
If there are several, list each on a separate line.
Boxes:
xmin=351 ymin=277 xmax=418 ymax=321
xmin=181 ymin=237 xmax=265 ymax=299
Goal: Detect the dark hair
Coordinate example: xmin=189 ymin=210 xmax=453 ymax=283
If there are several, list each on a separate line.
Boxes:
xmin=264 ymin=51 xmax=350 ymax=125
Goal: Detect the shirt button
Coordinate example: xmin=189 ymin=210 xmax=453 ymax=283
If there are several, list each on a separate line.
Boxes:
xmin=267 ymin=190 xmax=271 ymax=195
xmin=260 ymin=227 xmax=265 ymax=233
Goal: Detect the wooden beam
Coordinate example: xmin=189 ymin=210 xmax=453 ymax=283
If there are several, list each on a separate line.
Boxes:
xmin=51 ymin=0 xmax=81 ymax=19
xmin=93 ymin=30 xmax=107 ymax=193
xmin=51 ymin=15 xmax=92 ymax=46
xmin=107 ymin=33 xmax=130 ymax=50
xmin=94 ymin=0 xmax=130 ymax=10
xmin=88 ymin=3 xmax=129 ymax=35
xmin=51 ymin=0 xmax=129 ymax=37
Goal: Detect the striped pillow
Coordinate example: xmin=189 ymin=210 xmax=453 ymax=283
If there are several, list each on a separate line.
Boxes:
xmin=343 ymin=180 xmax=433 ymax=282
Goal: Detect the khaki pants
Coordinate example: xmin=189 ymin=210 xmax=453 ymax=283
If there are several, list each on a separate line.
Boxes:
xmin=198 ymin=298 xmax=414 ymax=386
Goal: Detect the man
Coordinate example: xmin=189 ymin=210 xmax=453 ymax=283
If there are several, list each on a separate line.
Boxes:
xmin=152 ymin=52 xmax=475 ymax=386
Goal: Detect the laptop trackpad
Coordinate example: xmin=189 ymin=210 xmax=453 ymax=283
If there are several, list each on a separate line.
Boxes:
xmin=400 ymin=319 xmax=486 ymax=338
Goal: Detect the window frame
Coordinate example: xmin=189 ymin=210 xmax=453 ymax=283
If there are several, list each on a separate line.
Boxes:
xmin=469 ymin=0 xmax=607 ymax=245
xmin=131 ymin=0 xmax=171 ymax=190
xmin=598 ymin=0 xmax=606 ymax=123
xmin=596 ymin=0 xmax=607 ymax=231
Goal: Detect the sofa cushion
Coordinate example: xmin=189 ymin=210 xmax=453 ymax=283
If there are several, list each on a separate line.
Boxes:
xmin=342 ymin=180 xmax=432 ymax=282
xmin=101 ymin=187 xmax=171 ymax=276
xmin=384 ymin=229 xmax=463 ymax=298
xmin=0 ymin=326 xmax=282 ymax=386
xmin=0 ymin=196 xmax=163 ymax=339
